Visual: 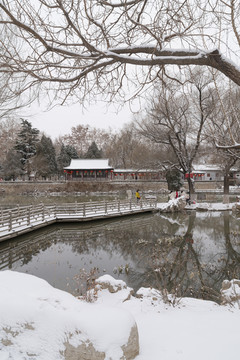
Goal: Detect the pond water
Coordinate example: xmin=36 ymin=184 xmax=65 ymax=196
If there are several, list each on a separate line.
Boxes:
xmin=0 ymin=191 xmax=238 ymax=208
xmin=0 ymin=210 xmax=240 ymax=302
xmin=0 ymin=193 xmax=123 ymax=207
xmin=0 ymin=192 xmax=168 ymax=208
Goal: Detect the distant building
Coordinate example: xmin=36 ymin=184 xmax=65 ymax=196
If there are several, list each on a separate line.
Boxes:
xmin=64 ymin=159 xmax=164 ymax=181
xmin=64 ymin=159 xmax=240 ymax=183
xmin=64 ymin=159 xmax=114 ymax=180
xmin=112 ymin=168 xmax=164 ymax=181
xmin=185 ymin=165 xmax=240 ymax=183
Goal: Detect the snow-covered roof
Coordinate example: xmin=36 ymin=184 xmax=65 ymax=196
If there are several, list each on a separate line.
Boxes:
xmin=64 ymin=159 xmax=113 ymax=170
xmin=193 ymin=164 xmax=240 ymax=172
xmin=114 ymin=169 xmax=158 ymax=173
xmin=193 ymin=164 xmax=222 ymax=172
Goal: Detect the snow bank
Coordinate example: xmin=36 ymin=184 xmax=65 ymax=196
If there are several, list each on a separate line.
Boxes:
xmin=93 ymin=276 xmax=240 ymax=360
xmin=96 ymin=274 xmax=128 ymax=292
xmin=157 ymin=200 xmax=234 ymax=212
xmin=0 ymin=271 xmax=138 ymax=360
xmin=158 ymin=196 xmax=186 ymax=212
xmin=221 ymin=279 xmax=240 ymax=306
xmin=0 ymin=271 xmax=240 ymax=360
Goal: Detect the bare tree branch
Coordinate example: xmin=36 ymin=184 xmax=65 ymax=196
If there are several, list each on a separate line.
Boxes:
xmin=137 ymin=70 xmax=216 ymax=195
xmin=0 ymin=0 xmax=239 ymax=106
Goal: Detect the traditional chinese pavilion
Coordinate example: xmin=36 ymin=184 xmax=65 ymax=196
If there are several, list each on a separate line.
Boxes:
xmin=64 ymin=159 xmax=114 ymax=180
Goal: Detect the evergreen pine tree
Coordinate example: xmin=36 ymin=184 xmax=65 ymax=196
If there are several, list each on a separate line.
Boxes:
xmin=1 ymin=149 xmax=23 ymax=180
xmin=166 ymin=169 xmax=183 ymax=191
xmin=15 ymin=119 xmax=39 ymax=177
xmin=57 ymin=144 xmax=78 ymax=173
xmin=65 ymin=145 xmax=78 ymax=159
xmin=84 ymin=141 xmax=102 ymax=159
xmin=34 ymin=135 xmax=58 ymax=178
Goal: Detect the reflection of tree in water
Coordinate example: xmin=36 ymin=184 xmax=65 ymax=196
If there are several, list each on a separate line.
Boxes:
xmin=206 ymin=212 xmax=240 ymax=288
xmin=1 ymin=212 xmax=240 ymax=301
xmin=140 ymin=212 xmax=204 ymax=300
xmin=0 ymin=214 xmax=187 ymax=292
xmin=145 ymin=212 xmax=240 ymax=302
xmin=0 ymin=215 xmax=157 ymax=270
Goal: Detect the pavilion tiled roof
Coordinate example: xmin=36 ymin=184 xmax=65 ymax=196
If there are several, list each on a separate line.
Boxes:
xmin=64 ymin=159 xmax=113 ymax=170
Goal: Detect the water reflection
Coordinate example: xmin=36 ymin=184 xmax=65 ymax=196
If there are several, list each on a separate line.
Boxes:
xmin=0 ymin=193 xmax=120 ymax=207
xmin=0 ymin=211 xmax=240 ymax=302
xmin=0 ymin=190 xmax=167 ymax=207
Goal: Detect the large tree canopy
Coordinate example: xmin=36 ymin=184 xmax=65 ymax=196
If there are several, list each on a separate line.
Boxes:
xmin=0 ymin=0 xmax=240 ymax=106
xmin=137 ymin=70 xmax=215 ymax=195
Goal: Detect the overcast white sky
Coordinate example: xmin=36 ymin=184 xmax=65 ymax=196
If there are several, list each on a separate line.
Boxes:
xmin=23 ymin=101 xmax=135 ymax=139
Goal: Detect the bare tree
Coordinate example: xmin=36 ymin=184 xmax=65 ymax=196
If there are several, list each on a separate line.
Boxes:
xmin=108 ymin=125 xmax=136 ymax=168
xmin=105 ymin=122 xmax=166 ymax=169
xmin=206 ymin=85 xmax=240 ymax=201
xmin=0 ymin=0 xmax=240 ymax=109
xmin=60 ymin=124 xmax=113 ymax=157
xmin=137 ymin=72 xmax=214 ymax=198
xmin=0 ymin=21 xmax=35 ymax=114
xmin=209 ymin=84 xmax=240 ymax=149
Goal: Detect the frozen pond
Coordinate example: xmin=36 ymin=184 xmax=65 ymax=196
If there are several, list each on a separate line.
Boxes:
xmin=0 ymin=210 xmax=240 ymax=302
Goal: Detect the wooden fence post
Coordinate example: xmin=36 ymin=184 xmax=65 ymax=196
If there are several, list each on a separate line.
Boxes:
xmin=83 ymin=203 xmax=86 ymax=216
xmin=8 ymin=211 xmax=12 ymax=231
xmin=27 ymin=207 xmax=31 ymax=225
xmin=105 ymin=201 xmax=107 ymax=214
xmin=42 ymin=204 xmax=45 ymax=221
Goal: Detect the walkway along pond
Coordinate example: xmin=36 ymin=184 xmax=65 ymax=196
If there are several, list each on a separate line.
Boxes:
xmin=0 ymin=199 xmax=157 ymax=241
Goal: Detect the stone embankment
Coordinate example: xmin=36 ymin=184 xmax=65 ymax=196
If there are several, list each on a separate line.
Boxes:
xmin=0 ymin=180 xmax=224 ymax=196
xmin=0 ymin=180 xmax=168 ymax=196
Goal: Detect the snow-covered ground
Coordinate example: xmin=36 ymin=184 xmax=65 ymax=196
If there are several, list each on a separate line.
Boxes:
xmin=0 ymin=271 xmax=240 ymax=360
xmin=157 ymin=199 xmax=235 ymax=212
xmin=185 ymin=202 xmax=234 ymax=211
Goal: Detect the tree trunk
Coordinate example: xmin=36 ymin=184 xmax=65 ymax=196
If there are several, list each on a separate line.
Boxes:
xmin=183 ymin=211 xmax=196 ymax=242
xmin=223 ymin=174 xmax=229 ymax=204
xmin=187 ymin=177 xmax=195 ymax=201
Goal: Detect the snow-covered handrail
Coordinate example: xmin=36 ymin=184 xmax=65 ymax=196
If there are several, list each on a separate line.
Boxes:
xmin=0 ymin=199 xmax=157 ymax=241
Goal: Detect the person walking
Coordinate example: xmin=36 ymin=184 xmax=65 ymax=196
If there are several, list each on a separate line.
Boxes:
xmin=135 ymin=189 xmax=141 ymax=203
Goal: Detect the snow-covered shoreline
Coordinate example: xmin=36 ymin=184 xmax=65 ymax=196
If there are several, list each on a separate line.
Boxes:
xmin=0 ymin=271 xmax=239 ymax=360
xmin=157 ymin=199 xmax=235 ymax=212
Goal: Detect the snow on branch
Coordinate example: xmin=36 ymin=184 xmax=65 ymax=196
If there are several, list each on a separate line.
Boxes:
xmin=216 ymin=143 xmax=240 ymax=150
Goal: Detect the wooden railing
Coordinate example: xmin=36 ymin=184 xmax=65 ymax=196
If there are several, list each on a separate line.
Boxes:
xmin=0 ymin=199 xmax=157 ymax=240
xmin=1 ymin=204 xmax=55 ymax=231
